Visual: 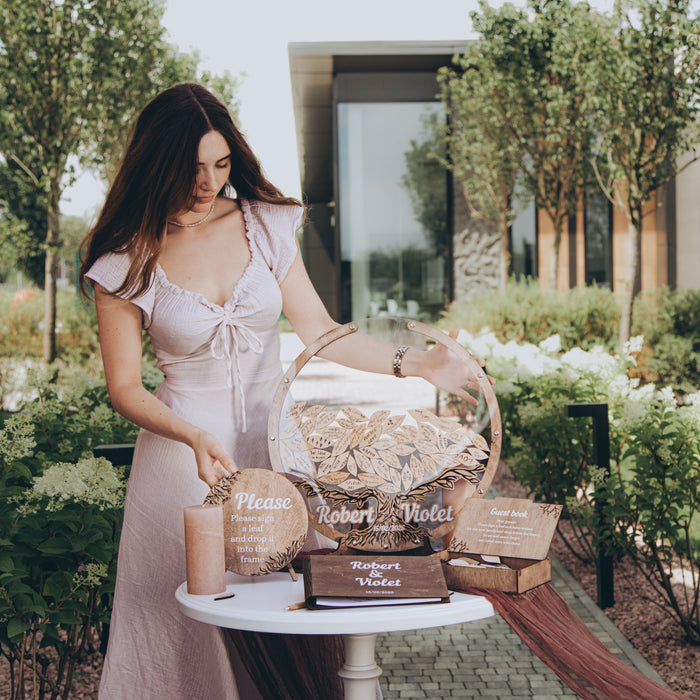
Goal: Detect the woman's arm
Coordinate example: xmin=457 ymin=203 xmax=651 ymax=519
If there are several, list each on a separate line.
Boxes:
xmin=93 ymin=285 xmax=236 ymax=486
xmin=280 ymin=250 xmax=492 ymax=405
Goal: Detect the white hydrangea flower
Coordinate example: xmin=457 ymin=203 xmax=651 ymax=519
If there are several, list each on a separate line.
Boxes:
xmin=0 ymin=413 xmax=36 ymax=463
xmin=658 ymin=386 xmax=677 ymax=409
xmin=16 ymin=456 xmax=125 ymax=515
xmin=623 ymin=335 xmax=645 ymax=363
xmin=539 ymin=334 xmax=562 ymax=354
xmin=73 ymin=562 xmax=109 ymax=589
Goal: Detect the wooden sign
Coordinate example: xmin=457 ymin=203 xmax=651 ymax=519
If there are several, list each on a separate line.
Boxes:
xmin=449 ymin=497 xmax=562 ymax=560
xmin=302 ymin=554 xmax=449 ymax=608
xmin=277 ymin=402 xmax=493 ymax=552
xmin=268 ymin=319 xmax=503 ymax=554
xmin=204 ymin=468 xmax=308 ymax=576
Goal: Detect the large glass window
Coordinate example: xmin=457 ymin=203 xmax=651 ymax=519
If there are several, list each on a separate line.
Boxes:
xmin=584 ymin=189 xmax=612 ymax=287
xmin=510 ymin=199 xmax=537 ymax=279
xmin=337 ymin=102 xmax=448 ymax=321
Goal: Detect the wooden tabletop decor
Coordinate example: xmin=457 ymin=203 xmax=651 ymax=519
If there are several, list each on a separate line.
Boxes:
xmin=268 ymin=320 xmax=502 ymax=553
xmin=205 ymin=468 xmax=308 ymax=576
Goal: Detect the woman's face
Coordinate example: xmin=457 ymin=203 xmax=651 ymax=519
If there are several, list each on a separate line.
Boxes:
xmin=188 ymin=130 xmax=232 ymax=215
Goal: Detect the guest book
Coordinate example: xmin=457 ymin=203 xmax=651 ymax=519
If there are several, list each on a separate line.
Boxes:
xmin=302 ymin=554 xmax=450 ymax=609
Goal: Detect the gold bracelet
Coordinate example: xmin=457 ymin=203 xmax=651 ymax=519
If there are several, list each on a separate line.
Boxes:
xmin=393 ymin=345 xmax=409 ymax=378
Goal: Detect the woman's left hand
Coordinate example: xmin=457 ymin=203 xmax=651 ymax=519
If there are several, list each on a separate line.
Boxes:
xmin=420 ymin=328 xmax=495 ymax=406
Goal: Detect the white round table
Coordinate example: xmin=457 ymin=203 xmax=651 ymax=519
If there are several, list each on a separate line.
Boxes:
xmin=176 ymin=571 xmax=495 ymax=700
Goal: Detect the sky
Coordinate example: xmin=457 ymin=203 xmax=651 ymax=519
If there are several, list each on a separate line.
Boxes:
xmin=59 ymin=0 xmax=616 ymax=219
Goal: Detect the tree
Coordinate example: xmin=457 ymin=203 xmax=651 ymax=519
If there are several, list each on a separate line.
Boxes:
xmin=0 ymin=160 xmax=47 ymax=287
xmin=592 ymin=0 xmax=700 ymax=347
xmin=442 ymin=0 xmax=613 ymax=290
xmin=0 ymin=0 xmax=241 ymax=363
xmin=438 ymin=42 xmax=525 ymax=292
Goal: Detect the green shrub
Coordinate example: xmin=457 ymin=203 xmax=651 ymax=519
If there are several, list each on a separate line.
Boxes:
xmin=441 ymin=277 xmax=620 ymax=350
xmin=0 ymin=288 xmax=100 ymax=366
xmin=0 ymin=370 xmax=143 ymax=698
xmin=455 ymin=329 xmax=699 ymax=641
xmin=633 ymin=287 xmax=700 ymax=395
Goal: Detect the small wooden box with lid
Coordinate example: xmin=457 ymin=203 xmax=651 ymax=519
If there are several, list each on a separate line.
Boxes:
xmin=440 ymin=496 xmax=562 ymax=594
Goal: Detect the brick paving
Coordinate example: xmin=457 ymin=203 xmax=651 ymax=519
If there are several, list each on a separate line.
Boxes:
xmin=280 ymin=334 xmax=664 ymax=699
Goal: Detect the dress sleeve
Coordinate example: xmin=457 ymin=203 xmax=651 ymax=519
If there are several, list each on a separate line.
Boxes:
xmin=84 ymin=252 xmax=155 ymax=329
xmin=245 ymin=199 xmax=303 ymax=284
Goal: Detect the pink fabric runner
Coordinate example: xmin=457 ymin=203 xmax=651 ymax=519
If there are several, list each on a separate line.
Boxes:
xmin=453 ymin=582 xmax=687 ymax=700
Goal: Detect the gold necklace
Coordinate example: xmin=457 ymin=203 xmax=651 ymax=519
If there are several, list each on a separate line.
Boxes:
xmin=168 ymin=198 xmax=216 ymax=228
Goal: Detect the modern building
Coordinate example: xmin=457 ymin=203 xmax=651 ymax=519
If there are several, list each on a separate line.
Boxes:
xmin=289 ymin=40 xmax=700 ymax=323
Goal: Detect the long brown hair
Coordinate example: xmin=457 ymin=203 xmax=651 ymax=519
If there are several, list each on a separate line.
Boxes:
xmin=80 ymin=82 xmax=301 ymax=299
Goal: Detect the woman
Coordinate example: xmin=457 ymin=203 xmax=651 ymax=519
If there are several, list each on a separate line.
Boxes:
xmin=80 ymin=82 xmax=485 ymax=699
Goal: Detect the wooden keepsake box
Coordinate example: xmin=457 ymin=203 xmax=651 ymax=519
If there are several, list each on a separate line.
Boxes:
xmin=440 ymin=496 xmax=562 ymax=594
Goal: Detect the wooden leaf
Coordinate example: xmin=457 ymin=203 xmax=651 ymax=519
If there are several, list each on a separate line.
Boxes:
xmin=347 ymin=453 xmax=358 ymax=476
xmin=368 ymin=409 xmax=391 ymax=429
xmin=436 ymin=432 xmax=450 ymax=452
xmin=285 ymin=402 xmax=306 ymax=420
xmin=348 ymin=425 xmax=366 ymax=449
xmin=333 ymin=452 xmax=350 ymax=472
xmin=372 ymin=438 xmax=396 ymax=451
xmin=342 ymin=407 xmax=369 ymax=423
xmin=398 ymin=425 xmax=418 ymax=442
xmin=359 ymin=424 xmax=382 ymax=447
xmin=469 ymin=433 xmax=489 ymax=450
xmin=293 ymin=452 xmax=315 ymax=475
xmin=379 ymin=449 xmax=401 ymax=470
xmin=414 ymin=439 xmax=441 ymax=455
xmin=303 ymin=404 xmax=325 ymax=420
xmin=401 ymin=464 xmax=413 ymax=491
xmin=300 ymin=421 xmax=314 ymax=438
xmin=331 ymin=432 xmax=351 ymax=457
xmin=310 ymin=448 xmax=332 ymax=464
xmin=453 ymin=453 xmax=481 ymax=467
xmin=336 ymin=418 xmax=355 ymax=430
xmin=317 ymin=456 xmax=336 ymax=477
xmin=314 ymin=409 xmax=338 ymax=431
xmin=378 ymin=482 xmax=402 ymax=494
xmin=385 ymin=414 xmax=406 ymax=431
xmin=339 ymin=478 xmax=364 ymax=492
xmin=354 ymin=450 xmax=373 ymax=474
xmin=467 ymin=447 xmax=490 ymax=460
xmin=410 ymin=454 xmax=425 ymax=482
xmin=281 ymin=421 xmax=302 ymax=440
xmin=359 ymin=446 xmax=380 ymax=461
xmin=390 ymin=443 xmax=416 ymax=457
xmin=408 ymin=408 xmax=435 ymax=424
xmin=420 ymin=423 xmax=438 ymax=444
xmin=284 ymin=437 xmax=307 ymax=452
xmin=321 ymin=426 xmax=347 ymax=442
xmin=358 ymin=472 xmax=386 ymax=488
xmin=320 ymin=471 xmax=351 ymax=485
xmin=390 ymin=469 xmax=402 ymax=489
xmin=371 ymin=457 xmax=391 ymax=481
xmin=307 ymin=433 xmax=333 ymax=449
xmin=422 ymin=454 xmax=438 ymax=474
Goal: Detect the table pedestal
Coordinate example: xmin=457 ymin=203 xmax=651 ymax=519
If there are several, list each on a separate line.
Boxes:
xmin=337 ymin=633 xmax=381 ymax=700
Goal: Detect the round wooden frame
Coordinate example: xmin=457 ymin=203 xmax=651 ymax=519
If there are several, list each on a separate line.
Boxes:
xmin=268 ymin=320 xmax=502 ymax=550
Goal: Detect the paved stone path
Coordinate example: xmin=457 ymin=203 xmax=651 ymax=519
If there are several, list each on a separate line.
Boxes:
xmin=280 ymin=334 xmax=664 ymax=699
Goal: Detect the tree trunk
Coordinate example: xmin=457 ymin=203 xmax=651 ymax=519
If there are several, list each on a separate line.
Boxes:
xmin=619 ymin=216 xmax=641 ymax=349
xmin=43 ymin=186 xmax=61 ymax=364
xmin=549 ymin=216 xmax=564 ymax=291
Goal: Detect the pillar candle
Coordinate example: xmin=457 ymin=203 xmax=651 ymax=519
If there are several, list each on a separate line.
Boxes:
xmin=184 ymin=504 xmax=226 ymax=595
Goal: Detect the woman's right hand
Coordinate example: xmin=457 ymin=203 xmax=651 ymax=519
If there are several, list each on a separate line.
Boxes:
xmin=191 ymin=430 xmax=237 ymax=488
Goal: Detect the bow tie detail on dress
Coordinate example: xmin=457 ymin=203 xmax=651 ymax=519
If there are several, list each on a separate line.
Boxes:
xmin=210 ymin=309 xmax=263 ymax=432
